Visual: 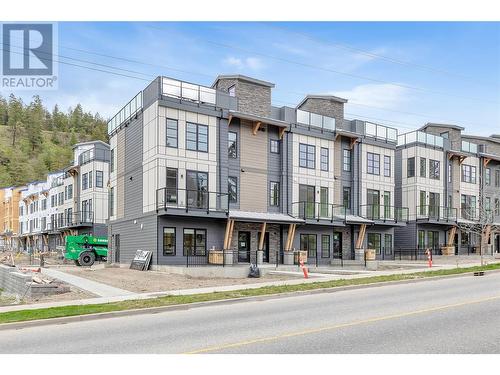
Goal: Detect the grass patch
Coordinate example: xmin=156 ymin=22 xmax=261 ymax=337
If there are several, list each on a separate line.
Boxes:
xmin=1 ymin=263 xmax=499 ymax=325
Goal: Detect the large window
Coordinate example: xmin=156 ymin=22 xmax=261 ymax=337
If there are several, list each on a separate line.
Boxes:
xmin=186 ymin=123 xmax=208 ymax=152
xmin=186 ymin=171 xmax=208 ymax=209
xmin=461 ymin=164 xmax=476 ymax=184
xmin=321 ymin=235 xmax=330 ymax=258
xmin=485 ymin=168 xmax=491 ymax=185
xmin=96 ymin=171 xmax=103 ymax=188
xmin=228 ymin=176 xmax=238 ymax=203
xmin=299 ymin=143 xmax=315 ymax=169
xmin=166 ymin=119 xmax=178 ymax=148
xmin=418 ymin=230 xmax=425 ymax=249
xmin=367 ymin=152 xmax=380 ymax=175
xmin=166 ymin=168 xmax=178 ymax=204
xmin=420 ymin=158 xmax=426 ymax=178
xmin=82 ymin=173 xmax=88 ymax=190
xmin=429 ymin=159 xmax=440 ymax=180
xmin=163 ymin=228 xmax=176 ymax=256
xmin=299 ymin=184 xmax=315 ymax=219
xmin=270 ymin=181 xmax=280 ymax=207
xmin=407 ymin=157 xmax=415 ymax=178
xmin=270 ymin=139 xmax=280 ymax=154
xmin=228 ymin=131 xmax=237 ymax=158
xmin=343 ymin=149 xmax=351 ymax=172
xmin=183 ymin=229 xmax=206 ymax=256
xmin=88 ymin=172 xmax=93 ymax=189
xmin=496 ymin=170 xmax=500 ymax=187
xmin=427 ymin=231 xmax=439 ymax=250
xmin=419 ymin=190 xmax=426 ymax=215
xmin=67 ymin=184 xmax=73 ymax=200
xmin=461 ymin=194 xmax=476 ymax=219
xmin=320 ymin=147 xmax=329 ymax=171
xmin=384 ymin=155 xmax=391 ymax=177
xmin=300 ymin=234 xmax=317 ymax=258
xmin=367 ymin=233 xmax=381 ymax=254
xmin=320 ymin=187 xmax=329 ymax=217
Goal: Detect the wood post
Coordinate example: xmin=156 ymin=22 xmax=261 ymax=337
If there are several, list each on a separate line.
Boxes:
xmin=355 ymin=224 xmax=367 ymax=249
xmin=252 ymin=121 xmax=262 ymax=135
xmin=279 ymin=127 xmax=286 ymax=139
xmin=285 ymin=223 xmax=297 ymax=251
xmin=447 ymin=226 xmax=457 ymax=246
xmin=258 ymin=222 xmax=267 ymax=250
xmin=227 ymin=220 xmax=235 ymax=250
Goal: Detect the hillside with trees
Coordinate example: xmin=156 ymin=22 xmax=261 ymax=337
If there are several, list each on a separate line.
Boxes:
xmin=0 ymin=94 xmax=108 ymax=187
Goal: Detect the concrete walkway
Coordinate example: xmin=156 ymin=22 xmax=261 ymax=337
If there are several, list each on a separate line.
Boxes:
xmin=40 ymin=268 xmax=134 ymax=298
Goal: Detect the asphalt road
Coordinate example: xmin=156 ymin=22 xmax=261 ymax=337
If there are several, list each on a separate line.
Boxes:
xmin=1 ymin=272 xmax=500 ymax=354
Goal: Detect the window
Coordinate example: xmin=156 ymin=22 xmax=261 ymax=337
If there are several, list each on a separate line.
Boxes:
xmin=300 ymin=234 xmax=317 ymax=258
xmin=461 ymin=194 xmax=476 ymax=220
xmin=320 ymin=147 xmax=329 ymax=171
xmin=88 ymin=172 xmax=93 ymax=188
xmin=228 ymin=176 xmax=238 ymax=203
xmin=461 ymin=164 xmax=476 ymax=184
xmin=41 ymin=199 xmax=46 ymax=210
xmin=320 ymin=187 xmax=329 ymax=217
xmin=270 ymin=182 xmax=280 ymax=207
xmin=343 ymin=149 xmax=351 ymax=172
xmin=186 ymin=171 xmax=208 ymax=209
xmin=383 ymin=191 xmax=391 ymax=219
xmin=228 ymin=85 xmax=235 ymax=97
xmin=384 ymin=155 xmax=391 ymax=177
xmin=495 ymin=170 xmax=500 ymax=187
xmin=384 ymin=234 xmax=393 ymax=256
xmin=186 ymin=123 xmax=208 ymax=152
xmin=109 ymin=187 xmax=114 ymax=217
xmin=461 ymin=231 xmax=469 ymax=246
xmin=163 ymin=228 xmax=176 ymax=256
xmin=429 ymin=159 xmax=440 ymax=180
xmin=440 ymin=131 xmax=449 ymax=139
xmin=495 ymin=198 xmax=500 ymax=216
xmin=82 ymin=173 xmax=88 ymax=190
xmin=419 ymin=191 xmax=426 ymax=215
xmin=228 ymin=131 xmax=237 ymax=158
xmin=343 ymin=187 xmax=351 ymax=210
xmin=485 ymin=197 xmax=491 ymax=213
xmin=58 ymin=192 xmax=64 ymax=206
xmin=166 ymin=168 xmax=178 ymax=204
xmin=448 ymin=162 xmax=452 ymax=183
xmin=299 ymin=143 xmax=315 ymax=169
xmin=407 ymin=157 xmax=415 ymax=178
xmin=64 ymin=186 xmax=68 ymax=200
xmin=367 ymin=233 xmax=381 ymax=254
xmin=420 ymin=158 xmax=426 ymax=178
xmin=321 ymin=235 xmax=330 ymax=258
xmin=427 ymin=231 xmax=439 ymax=249
xmin=110 ymin=149 xmax=114 ymax=173
xmin=183 ymin=229 xmax=206 ymax=256
xmin=485 ymin=168 xmax=491 ymax=185
xmin=96 ymin=171 xmax=103 ymax=188
xmin=166 ymin=119 xmax=178 ymax=148
xmin=367 ymin=152 xmax=380 ymax=175
xmin=299 ymin=184 xmax=316 ymax=219
xmin=270 ymin=139 xmax=280 ymax=154
xmin=418 ymin=230 xmax=425 ymax=249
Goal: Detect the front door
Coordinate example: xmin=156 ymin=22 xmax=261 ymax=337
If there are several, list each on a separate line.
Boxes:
xmin=367 ymin=189 xmax=380 ymax=219
xmin=186 ymin=171 xmax=208 ymax=209
xmin=299 ymin=184 xmax=315 ymax=219
xmin=238 ymin=231 xmax=250 ymax=262
xmin=383 ymin=233 xmax=393 ymax=259
xmin=332 ymin=232 xmax=342 ymax=259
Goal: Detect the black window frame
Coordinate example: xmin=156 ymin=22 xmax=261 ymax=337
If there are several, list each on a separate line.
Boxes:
xmin=270 ymin=139 xmax=280 ymax=154
xmin=367 ymin=152 xmax=380 ymax=175
xmin=183 ymin=228 xmax=207 ymax=256
xmin=163 ymin=227 xmax=176 ymax=256
xmin=228 ymin=131 xmax=237 ymax=158
xmin=166 ymin=118 xmax=178 ymax=148
xmin=300 ymin=234 xmax=317 ymax=258
xmin=95 ymin=171 xmax=103 ymax=188
xmin=321 ymin=234 xmax=330 ymax=258
xmin=299 ymin=143 xmax=315 ymax=169
xmin=407 ymin=157 xmax=415 ymax=178
xmin=384 ymin=155 xmax=391 ymax=177
xmin=320 ymin=147 xmax=329 ymax=171
xmin=186 ymin=122 xmax=208 ymax=153
xmin=429 ymin=159 xmax=440 ymax=180
xmin=343 ymin=187 xmax=351 ymax=209
xmin=420 ymin=157 xmax=426 ymax=178
xmin=228 ymin=176 xmax=238 ymax=203
xmin=461 ymin=164 xmax=476 ymax=184
xmin=269 ymin=181 xmax=280 ymax=207
xmin=343 ymin=149 xmax=351 ymax=172
xmin=166 ymin=168 xmax=178 ymax=204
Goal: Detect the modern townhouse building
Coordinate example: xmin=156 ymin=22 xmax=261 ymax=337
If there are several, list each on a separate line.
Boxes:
xmin=395 ymin=124 xmax=500 ymax=255
xmin=106 ymin=74 xmax=408 ymax=267
xmin=15 ymin=140 xmax=110 ymax=253
xmin=0 ymin=185 xmax=25 ymax=250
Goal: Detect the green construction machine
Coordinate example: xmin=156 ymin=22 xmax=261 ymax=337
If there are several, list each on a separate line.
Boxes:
xmin=64 ymin=235 xmax=108 ymax=266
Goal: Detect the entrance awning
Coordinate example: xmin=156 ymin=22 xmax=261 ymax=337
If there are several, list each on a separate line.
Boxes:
xmin=345 ymin=214 xmax=374 ymax=225
xmin=229 ymin=210 xmax=304 ymax=224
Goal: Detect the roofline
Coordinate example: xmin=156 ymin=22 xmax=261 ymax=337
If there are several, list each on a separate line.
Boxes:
xmin=420 ymin=122 xmax=465 ymax=132
xmin=211 ymin=74 xmax=275 ymax=88
xmin=73 ymin=140 xmax=110 ymax=149
xmin=462 ymin=134 xmax=500 ymax=145
xmin=297 ymin=94 xmax=348 ymax=108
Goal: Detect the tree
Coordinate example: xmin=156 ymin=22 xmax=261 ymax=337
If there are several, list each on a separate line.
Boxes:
xmin=25 ymin=95 xmax=45 ymax=152
xmin=7 ymin=94 xmax=24 ymax=147
xmin=0 ymin=95 xmax=8 ymax=126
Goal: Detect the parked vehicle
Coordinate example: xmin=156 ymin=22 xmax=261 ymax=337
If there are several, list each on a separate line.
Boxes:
xmin=64 ymin=235 xmax=108 ymax=266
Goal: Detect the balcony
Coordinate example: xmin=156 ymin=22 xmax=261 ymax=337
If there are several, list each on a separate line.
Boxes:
xmin=295 ymin=109 xmax=336 ymax=132
xmin=78 ymin=148 xmax=111 ymax=165
xmin=359 ymin=205 xmax=409 ymax=224
xmin=415 ymin=205 xmax=457 ymax=223
xmin=290 ymin=202 xmax=346 ymax=224
xmin=156 ymin=188 xmax=229 ymax=217
xmin=397 ymin=130 xmax=446 ymax=148
xmin=60 ymin=212 xmax=94 ymax=228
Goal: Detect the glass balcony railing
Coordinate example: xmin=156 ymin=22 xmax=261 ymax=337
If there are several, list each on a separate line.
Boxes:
xmin=461 ymin=140 xmax=478 ymax=154
xmin=290 ymin=202 xmax=346 ymax=222
xmin=156 ymin=188 xmax=229 ymax=214
xmin=364 ymin=122 xmax=398 ymax=143
xmin=415 ymin=205 xmax=457 ymax=222
xmin=398 ymin=131 xmax=444 ymax=148
xmin=296 ymin=109 xmax=335 ymax=131
xmin=107 ymin=91 xmax=143 ymax=135
xmin=359 ymin=205 xmax=409 ymax=222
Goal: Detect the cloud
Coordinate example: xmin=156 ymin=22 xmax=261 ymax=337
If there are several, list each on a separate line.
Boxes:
xmin=332 ymin=83 xmax=411 ymax=110
xmin=222 ymin=56 xmax=265 ymax=71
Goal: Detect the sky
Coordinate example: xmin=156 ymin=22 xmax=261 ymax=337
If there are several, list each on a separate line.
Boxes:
xmin=2 ymin=21 xmax=499 ymax=136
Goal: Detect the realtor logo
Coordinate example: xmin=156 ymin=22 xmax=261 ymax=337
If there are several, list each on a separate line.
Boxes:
xmin=1 ymin=23 xmax=58 ymax=90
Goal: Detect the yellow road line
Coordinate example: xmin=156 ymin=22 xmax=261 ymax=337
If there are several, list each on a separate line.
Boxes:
xmin=183 ymin=295 xmax=500 ymax=354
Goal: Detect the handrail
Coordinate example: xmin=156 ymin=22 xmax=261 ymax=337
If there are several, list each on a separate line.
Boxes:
xmin=415 ymin=205 xmax=457 ymax=222
xmin=290 ymin=201 xmax=346 ymax=222
xmin=359 ymin=204 xmax=409 ymax=222
xmin=156 ymin=188 xmax=229 ymax=214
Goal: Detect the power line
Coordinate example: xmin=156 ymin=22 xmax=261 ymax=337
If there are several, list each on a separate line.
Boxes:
xmin=262 ymin=23 xmax=492 ymax=86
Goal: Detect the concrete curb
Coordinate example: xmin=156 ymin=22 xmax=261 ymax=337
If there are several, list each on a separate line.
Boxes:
xmin=1 ymin=268 xmax=499 ymax=331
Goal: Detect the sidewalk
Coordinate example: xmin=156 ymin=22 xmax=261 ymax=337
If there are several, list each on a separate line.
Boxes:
xmin=0 ymin=261 xmax=479 ymax=314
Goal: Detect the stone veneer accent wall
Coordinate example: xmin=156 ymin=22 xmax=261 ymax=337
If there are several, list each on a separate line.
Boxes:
xmin=214 ymin=78 xmax=271 ymax=117
xmin=229 ymin=222 xmax=281 ymax=264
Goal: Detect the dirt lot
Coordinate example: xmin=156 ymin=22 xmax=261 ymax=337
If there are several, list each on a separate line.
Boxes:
xmin=63 ymin=267 xmax=295 ymax=293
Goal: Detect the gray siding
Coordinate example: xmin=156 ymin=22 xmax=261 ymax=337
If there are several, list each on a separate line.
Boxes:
xmin=267 ymin=125 xmax=282 ymax=212
xmin=124 ymin=113 xmax=144 ymax=218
